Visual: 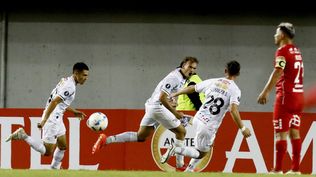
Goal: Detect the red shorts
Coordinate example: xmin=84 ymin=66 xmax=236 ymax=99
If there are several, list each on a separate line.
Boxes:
xmin=273 ymin=93 xmax=303 ymax=133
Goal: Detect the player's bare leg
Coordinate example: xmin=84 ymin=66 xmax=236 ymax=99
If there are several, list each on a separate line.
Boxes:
xmin=51 ymin=135 xmax=67 ymax=169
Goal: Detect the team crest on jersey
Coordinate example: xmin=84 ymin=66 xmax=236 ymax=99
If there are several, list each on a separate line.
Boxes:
xmin=151 ymin=124 xmax=212 ymax=172
xmin=165 ymin=84 xmax=171 ymax=89
xmin=64 ymin=91 xmax=69 ymax=96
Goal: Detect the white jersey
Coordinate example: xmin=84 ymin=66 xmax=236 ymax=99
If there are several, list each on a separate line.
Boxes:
xmin=146 ymin=68 xmax=187 ymax=105
xmin=195 ymin=77 xmax=241 ymax=131
xmin=42 ymin=76 xmax=76 ymax=124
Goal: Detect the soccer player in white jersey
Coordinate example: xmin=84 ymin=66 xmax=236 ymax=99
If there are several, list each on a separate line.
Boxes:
xmin=92 ymin=57 xmax=198 ymax=170
xmin=6 ymin=62 xmax=89 ymax=169
xmin=160 ymin=60 xmax=251 ymax=172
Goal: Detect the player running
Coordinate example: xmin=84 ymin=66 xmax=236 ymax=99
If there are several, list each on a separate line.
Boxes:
xmin=6 ymin=62 xmax=89 ymax=169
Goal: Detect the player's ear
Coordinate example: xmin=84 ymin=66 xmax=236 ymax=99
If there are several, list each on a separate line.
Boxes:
xmin=280 ymin=32 xmax=286 ymax=39
xmin=73 ymin=70 xmax=80 ymax=75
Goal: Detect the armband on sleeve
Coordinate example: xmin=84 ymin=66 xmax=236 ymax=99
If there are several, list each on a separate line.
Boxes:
xmin=275 ymin=56 xmax=286 ymax=69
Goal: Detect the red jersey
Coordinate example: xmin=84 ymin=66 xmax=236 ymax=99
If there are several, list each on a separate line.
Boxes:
xmin=274 ymin=44 xmax=304 ymax=95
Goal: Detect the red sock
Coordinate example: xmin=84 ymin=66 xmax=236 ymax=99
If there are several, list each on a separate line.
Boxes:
xmin=275 ymin=140 xmax=287 ymax=171
xmin=291 ymin=139 xmax=301 ymax=171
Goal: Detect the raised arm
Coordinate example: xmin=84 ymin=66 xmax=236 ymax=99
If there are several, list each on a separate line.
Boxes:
xmin=66 ymin=107 xmax=86 ymax=120
xmin=172 ymin=85 xmax=195 ymax=98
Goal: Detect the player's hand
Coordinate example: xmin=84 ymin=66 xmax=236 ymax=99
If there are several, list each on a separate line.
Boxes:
xmin=257 ymin=92 xmax=269 ymax=105
xmin=241 ymin=128 xmax=251 ymax=138
xmin=168 ymin=97 xmax=177 ymax=108
xmin=170 ymin=93 xmax=179 ymax=98
xmin=37 ymin=120 xmax=46 ymax=129
xmin=175 ymin=111 xmax=184 ymax=119
xmin=74 ymin=110 xmax=86 ymax=120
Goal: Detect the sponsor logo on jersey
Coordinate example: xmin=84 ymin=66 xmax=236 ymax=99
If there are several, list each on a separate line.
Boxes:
xmin=64 ymin=91 xmax=70 ymax=96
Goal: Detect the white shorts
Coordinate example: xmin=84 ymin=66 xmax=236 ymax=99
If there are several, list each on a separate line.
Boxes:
xmin=140 ymin=103 xmax=181 ymax=129
xmin=193 ymin=117 xmax=216 ymax=152
xmin=42 ymin=119 xmax=66 ymax=144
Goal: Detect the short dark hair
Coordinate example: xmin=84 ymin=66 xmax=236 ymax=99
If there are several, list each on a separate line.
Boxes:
xmin=278 ymin=22 xmax=295 ymax=39
xmin=179 ymin=56 xmax=199 ymax=68
xmin=73 ymin=62 xmax=89 ymax=73
xmin=226 ymin=60 xmax=240 ymax=76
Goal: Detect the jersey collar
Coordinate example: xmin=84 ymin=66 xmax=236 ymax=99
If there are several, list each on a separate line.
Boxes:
xmin=70 ymin=75 xmax=77 ymax=85
xmin=178 ymin=68 xmax=187 ymax=80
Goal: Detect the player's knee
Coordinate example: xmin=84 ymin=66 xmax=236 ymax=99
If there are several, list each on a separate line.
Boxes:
xmin=290 ymin=132 xmax=300 ymax=139
xmin=197 ymin=151 xmax=207 ymax=159
xmin=44 ymin=150 xmax=53 ymax=156
xmin=175 ymin=126 xmax=186 ymax=138
xmin=179 ymin=126 xmax=186 ymax=136
xmin=58 ymin=146 xmax=67 ymax=151
xmin=57 ymin=141 xmax=68 ymax=151
xmin=137 ymin=138 xmax=146 ymax=142
xmin=137 ymin=135 xmax=147 ymax=142
xmin=43 ymin=144 xmax=54 ymax=156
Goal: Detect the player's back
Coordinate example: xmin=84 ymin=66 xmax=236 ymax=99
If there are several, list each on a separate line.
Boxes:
xmin=196 ymin=77 xmax=240 ymax=129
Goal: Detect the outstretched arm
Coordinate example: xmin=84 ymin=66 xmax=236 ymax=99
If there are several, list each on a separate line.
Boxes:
xmin=66 ymin=107 xmax=86 ymax=120
xmin=186 ymin=82 xmax=202 ymax=110
xmin=171 ymin=85 xmax=195 ymax=98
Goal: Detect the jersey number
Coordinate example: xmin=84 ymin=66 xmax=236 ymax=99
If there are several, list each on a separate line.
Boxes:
xmin=293 ymin=60 xmax=304 ymax=93
xmin=203 ymin=95 xmax=224 ymax=115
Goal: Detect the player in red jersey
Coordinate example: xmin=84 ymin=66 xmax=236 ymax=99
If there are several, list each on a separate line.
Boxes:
xmin=257 ymin=22 xmax=303 ymax=175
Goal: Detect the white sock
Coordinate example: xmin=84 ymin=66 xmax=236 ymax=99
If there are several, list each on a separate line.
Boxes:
xmin=175 ymin=146 xmax=200 ymax=158
xmin=175 ymin=139 xmax=184 ymax=168
xmin=24 ymin=136 xmax=46 ymax=155
xmin=51 ymin=148 xmax=65 ymax=169
xmin=107 ymin=132 xmax=138 ymax=144
xmin=185 ymin=158 xmax=200 ymax=172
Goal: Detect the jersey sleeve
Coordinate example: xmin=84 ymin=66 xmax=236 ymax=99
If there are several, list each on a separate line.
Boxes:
xmin=274 ymin=49 xmax=286 ymax=69
xmin=195 ymin=79 xmax=212 ymax=93
xmin=230 ymin=87 xmax=241 ymax=106
xmin=57 ymin=85 xmax=75 ymax=101
xmin=161 ymin=77 xmax=178 ymax=95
